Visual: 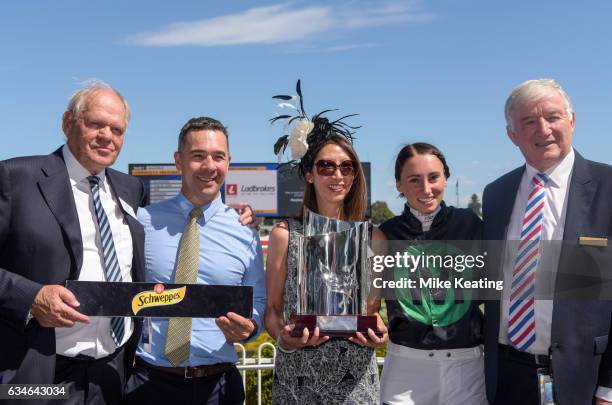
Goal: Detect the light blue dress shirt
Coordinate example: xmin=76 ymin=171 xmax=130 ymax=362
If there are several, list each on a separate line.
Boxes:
xmin=135 ymin=193 xmax=265 ymax=366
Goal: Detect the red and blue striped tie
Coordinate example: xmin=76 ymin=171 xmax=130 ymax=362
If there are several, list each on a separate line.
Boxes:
xmin=508 ymin=173 xmax=548 ymax=351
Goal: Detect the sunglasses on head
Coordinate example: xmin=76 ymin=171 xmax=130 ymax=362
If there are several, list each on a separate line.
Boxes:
xmin=314 ymin=160 xmax=356 ymax=176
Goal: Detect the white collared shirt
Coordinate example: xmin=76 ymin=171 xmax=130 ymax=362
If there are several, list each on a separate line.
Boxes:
xmin=499 ymin=148 xmax=575 ymax=354
xmin=55 ymin=144 xmax=134 ymax=358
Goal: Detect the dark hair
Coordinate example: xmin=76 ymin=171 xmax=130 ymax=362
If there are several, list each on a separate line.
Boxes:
xmin=178 ymin=116 xmax=229 ymax=151
xmin=301 ymin=135 xmax=367 ymax=221
xmin=394 ymin=142 xmax=451 ymax=181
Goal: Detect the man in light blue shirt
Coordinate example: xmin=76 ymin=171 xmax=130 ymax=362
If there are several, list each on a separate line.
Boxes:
xmin=125 ymin=116 xmax=265 ymax=405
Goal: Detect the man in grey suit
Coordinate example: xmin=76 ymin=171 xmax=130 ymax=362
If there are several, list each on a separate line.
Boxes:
xmin=483 ymin=79 xmax=612 ymax=404
xmin=0 ymin=82 xmax=146 ymax=404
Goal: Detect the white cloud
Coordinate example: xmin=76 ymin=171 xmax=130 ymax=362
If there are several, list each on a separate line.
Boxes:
xmin=128 ymin=4 xmax=332 ymax=46
xmin=323 ymin=43 xmax=378 ymax=52
xmin=339 ymin=1 xmax=434 ymax=28
xmin=127 ymin=1 xmax=433 ymax=47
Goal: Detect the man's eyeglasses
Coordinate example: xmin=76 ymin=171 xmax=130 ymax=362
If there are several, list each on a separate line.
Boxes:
xmin=315 ymin=160 xmax=356 ymax=177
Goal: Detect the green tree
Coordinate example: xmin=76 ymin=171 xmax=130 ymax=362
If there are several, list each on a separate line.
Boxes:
xmin=468 ymin=193 xmax=482 ymax=218
xmin=371 ymin=201 xmax=394 ymax=225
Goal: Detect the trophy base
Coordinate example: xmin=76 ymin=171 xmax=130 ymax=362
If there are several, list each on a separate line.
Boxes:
xmin=290 ymin=314 xmax=383 ymax=338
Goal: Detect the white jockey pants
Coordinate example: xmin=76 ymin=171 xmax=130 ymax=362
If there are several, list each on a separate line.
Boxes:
xmin=380 ymin=342 xmax=488 ymax=405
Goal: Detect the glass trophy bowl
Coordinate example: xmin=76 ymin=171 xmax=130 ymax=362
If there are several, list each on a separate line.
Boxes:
xmin=290 ymin=208 xmax=382 ymax=338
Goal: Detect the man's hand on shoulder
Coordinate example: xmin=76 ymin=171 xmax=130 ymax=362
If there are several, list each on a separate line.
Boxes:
xmin=215 ymin=312 xmax=257 ymax=343
xmin=229 ymin=203 xmax=261 ymax=229
xmin=30 ymin=285 xmax=90 ymax=327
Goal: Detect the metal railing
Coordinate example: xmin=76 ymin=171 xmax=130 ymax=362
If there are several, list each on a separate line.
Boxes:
xmin=234 ymin=343 xmax=384 ymax=405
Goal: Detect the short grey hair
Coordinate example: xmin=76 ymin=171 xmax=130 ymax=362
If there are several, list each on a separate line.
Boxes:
xmin=67 ymin=80 xmax=131 ymax=125
xmin=504 ymin=79 xmax=573 ymax=130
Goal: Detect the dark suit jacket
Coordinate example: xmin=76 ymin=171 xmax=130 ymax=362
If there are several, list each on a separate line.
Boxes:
xmin=483 ymin=151 xmax=612 ymax=404
xmin=0 ymin=147 xmax=145 ymax=385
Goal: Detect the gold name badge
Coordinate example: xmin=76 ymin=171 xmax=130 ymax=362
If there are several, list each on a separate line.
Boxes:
xmin=131 ymin=286 xmax=187 ymax=315
xmin=578 ymin=236 xmax=608 ymax=247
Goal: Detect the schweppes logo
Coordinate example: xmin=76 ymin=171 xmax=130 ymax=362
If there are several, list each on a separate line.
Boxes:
xmin=131 ymin=286 xmax=186 ymax=315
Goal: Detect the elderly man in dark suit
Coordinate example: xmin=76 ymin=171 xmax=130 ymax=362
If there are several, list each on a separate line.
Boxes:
xmin=483 ymin=79 xmax=612 ymax=404
xmin=0 ymin=82 xmax=146 ymax=404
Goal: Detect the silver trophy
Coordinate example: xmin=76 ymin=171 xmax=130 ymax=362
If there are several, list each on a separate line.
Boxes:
xmin=291 ymin=208 xmax=380 ymax=337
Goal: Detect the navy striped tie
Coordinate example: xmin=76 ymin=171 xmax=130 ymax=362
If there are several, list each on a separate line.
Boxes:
xmin=88 ymin=175 xmax=125 ymax=345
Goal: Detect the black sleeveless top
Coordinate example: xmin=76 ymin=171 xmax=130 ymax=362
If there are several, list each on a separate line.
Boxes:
xmin=379 ymin=201 xmax=484 ymax=349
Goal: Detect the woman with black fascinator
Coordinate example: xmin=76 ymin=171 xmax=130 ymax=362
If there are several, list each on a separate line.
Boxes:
xmin=264 ymin=81 xmax=388 ymax=404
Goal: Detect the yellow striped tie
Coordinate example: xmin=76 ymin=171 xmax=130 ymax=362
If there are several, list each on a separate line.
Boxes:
xmin=164 ymin=207 xmax=202 ymax=366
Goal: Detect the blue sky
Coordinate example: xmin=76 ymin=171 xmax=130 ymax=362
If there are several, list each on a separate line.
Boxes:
xmin=1 ymin=0 xmax=611 ymax=214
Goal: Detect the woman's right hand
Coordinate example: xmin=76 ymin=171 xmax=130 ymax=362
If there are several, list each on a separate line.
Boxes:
xmin=277 ymin=324 xmax=330 ymax=351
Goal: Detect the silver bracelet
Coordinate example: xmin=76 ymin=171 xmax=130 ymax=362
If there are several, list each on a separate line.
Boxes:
xmin=276 ymin=333 xmax=297 ymax=353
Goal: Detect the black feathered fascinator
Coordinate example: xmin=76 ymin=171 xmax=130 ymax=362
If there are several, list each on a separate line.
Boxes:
xmin=271 ymin=80 xmax=359 ymax=177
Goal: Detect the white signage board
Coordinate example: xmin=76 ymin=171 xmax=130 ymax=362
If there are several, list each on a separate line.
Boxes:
xmin=224 ymin=164 xmax=278 ymax=215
